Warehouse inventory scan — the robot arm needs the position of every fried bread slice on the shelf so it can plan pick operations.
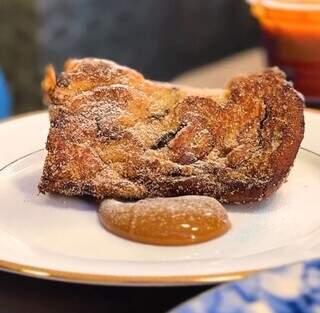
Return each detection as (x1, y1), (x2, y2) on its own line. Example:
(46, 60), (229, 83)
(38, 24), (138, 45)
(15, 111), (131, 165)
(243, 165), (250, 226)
(39, 58), (304, 203)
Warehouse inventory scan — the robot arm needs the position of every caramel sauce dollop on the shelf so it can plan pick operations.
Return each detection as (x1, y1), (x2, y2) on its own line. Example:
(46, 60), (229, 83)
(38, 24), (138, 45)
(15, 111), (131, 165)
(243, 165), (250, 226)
(99, 195), (230, 246)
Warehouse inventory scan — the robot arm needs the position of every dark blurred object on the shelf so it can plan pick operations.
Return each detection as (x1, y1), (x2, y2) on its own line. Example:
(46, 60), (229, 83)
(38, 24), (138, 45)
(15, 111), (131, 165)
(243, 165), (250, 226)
(1, 0), (259, 115)
(249, 0), (320, 105)
(0, 270), (211, 313)
(39, 0), (259, 80)
(0, 0), (41, 115)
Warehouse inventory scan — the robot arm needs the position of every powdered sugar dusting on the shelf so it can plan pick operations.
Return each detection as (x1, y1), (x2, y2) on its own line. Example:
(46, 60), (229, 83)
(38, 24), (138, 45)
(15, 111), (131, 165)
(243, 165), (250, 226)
(39, 59), (304, 203)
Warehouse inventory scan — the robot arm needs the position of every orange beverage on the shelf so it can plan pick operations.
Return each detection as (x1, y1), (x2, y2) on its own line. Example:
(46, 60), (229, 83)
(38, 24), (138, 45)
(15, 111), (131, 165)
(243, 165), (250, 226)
(248, 0), (320, 104)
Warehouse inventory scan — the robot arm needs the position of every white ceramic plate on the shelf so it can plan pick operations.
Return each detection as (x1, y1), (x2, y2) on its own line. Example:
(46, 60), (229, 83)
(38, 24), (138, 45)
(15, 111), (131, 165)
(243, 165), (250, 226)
(0, 145), (319, 286)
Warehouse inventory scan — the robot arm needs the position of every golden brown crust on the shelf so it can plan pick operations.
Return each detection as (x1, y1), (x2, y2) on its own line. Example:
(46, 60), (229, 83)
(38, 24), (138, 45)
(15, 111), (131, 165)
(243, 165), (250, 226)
(38, 58), (304, 203)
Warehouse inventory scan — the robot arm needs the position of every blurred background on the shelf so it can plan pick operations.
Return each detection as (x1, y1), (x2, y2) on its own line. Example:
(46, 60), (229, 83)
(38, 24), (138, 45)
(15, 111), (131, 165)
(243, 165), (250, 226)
(0, 0), (259, 117)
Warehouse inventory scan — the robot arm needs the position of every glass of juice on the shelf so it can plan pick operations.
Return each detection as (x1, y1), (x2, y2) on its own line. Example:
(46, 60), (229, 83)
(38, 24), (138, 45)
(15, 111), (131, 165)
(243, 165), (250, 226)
(247, 0), (320, 105)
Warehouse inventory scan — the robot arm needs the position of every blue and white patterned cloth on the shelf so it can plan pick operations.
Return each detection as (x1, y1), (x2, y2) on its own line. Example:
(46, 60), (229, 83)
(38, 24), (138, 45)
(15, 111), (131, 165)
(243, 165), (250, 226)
(169, 259), (320, 313)
(0, 70), (11, 119)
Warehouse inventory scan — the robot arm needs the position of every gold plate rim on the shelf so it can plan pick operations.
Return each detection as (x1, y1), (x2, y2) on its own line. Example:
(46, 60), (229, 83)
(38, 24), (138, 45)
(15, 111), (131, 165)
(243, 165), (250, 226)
(0, 258), (258, 285)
